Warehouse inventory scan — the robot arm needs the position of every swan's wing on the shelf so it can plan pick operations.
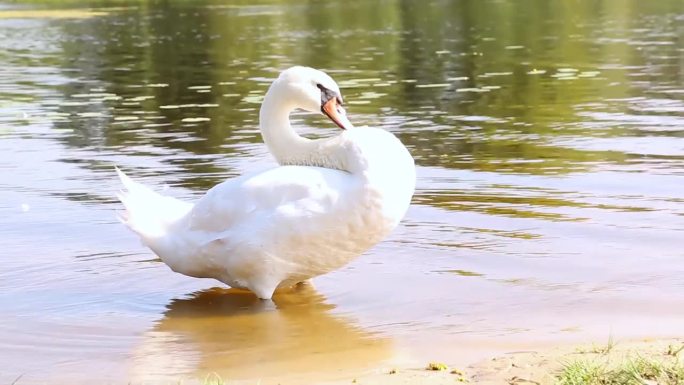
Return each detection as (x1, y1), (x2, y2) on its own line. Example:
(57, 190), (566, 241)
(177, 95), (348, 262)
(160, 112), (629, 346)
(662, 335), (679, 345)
(187, 165), (357, 234)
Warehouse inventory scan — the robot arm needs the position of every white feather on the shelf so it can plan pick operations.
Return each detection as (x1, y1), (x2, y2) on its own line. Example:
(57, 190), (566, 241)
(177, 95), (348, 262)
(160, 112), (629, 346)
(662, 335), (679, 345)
(115, 167), (192, 239)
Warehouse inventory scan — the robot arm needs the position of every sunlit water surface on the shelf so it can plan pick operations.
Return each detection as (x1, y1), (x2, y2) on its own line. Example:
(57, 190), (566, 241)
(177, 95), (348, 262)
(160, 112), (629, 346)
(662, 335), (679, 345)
(1, 1), (683, 383)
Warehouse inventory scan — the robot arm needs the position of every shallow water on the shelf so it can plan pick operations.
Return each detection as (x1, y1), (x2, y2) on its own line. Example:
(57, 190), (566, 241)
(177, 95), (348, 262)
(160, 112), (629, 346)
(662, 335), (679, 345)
(1, 0), (683, 383)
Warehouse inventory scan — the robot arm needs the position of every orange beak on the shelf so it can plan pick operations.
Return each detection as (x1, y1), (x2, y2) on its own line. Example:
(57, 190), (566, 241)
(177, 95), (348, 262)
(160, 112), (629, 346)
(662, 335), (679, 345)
(322, 96), (354, 130)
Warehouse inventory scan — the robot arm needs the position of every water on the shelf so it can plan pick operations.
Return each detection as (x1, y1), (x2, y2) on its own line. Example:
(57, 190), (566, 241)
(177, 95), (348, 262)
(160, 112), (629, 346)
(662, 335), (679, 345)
(1, 0), (683, 383)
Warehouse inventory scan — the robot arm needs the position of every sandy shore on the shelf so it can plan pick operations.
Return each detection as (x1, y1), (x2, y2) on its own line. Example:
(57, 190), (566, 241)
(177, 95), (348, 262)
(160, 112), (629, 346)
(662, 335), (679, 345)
(324, 337), (684, 385)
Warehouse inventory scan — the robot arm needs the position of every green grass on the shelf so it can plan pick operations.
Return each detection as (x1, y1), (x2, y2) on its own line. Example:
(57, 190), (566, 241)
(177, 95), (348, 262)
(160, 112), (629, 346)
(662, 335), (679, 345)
(557, 360), (604, 385)
(668, 344), (684, 357)
(556, 355), (684, 385)
(575, 335), (616, 355)
(201, 373), (227, 385)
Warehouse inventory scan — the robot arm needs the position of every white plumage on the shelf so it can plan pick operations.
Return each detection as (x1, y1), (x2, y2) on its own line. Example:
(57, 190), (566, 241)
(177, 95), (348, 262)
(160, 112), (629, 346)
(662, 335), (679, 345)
(117, 66), (415, 299)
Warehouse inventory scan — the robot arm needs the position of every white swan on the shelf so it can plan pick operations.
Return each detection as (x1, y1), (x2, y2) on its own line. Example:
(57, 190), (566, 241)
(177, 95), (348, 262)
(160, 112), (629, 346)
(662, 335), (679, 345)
(117, 66), (415, 299)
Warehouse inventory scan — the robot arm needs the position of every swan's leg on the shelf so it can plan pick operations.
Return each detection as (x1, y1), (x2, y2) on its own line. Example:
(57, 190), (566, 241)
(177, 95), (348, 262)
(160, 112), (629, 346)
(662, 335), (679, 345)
(247, 277), (280, 300)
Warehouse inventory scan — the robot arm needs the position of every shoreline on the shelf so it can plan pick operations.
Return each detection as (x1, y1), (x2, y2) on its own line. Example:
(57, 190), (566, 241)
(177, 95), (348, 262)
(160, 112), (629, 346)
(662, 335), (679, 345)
(321, 337), (684, 385)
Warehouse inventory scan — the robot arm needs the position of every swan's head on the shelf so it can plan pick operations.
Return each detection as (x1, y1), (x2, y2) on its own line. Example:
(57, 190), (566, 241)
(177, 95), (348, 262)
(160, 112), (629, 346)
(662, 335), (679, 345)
(276, 66), (354, 130)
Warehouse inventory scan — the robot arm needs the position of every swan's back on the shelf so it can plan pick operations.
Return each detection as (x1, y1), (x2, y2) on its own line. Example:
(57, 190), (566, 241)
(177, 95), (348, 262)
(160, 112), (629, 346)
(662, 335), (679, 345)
(187, 165), (358, 234)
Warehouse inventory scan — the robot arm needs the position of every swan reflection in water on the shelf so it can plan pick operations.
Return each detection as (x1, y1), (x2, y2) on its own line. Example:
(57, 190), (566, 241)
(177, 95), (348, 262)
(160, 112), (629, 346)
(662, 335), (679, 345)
(129, 285), (392, 383)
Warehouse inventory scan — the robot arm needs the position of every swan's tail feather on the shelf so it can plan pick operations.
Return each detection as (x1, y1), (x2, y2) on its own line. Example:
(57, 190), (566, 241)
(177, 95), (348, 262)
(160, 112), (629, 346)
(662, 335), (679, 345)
(115, 167), (193, 241)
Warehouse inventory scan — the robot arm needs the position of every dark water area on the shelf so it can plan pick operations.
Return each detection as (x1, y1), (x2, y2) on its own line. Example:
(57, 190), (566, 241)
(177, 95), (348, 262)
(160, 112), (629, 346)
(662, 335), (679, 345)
(0, 1), (682, 383)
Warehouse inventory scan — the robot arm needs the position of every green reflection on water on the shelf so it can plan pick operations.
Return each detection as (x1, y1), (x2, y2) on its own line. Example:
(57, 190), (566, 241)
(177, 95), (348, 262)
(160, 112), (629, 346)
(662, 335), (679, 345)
(4, 0), (683, 191)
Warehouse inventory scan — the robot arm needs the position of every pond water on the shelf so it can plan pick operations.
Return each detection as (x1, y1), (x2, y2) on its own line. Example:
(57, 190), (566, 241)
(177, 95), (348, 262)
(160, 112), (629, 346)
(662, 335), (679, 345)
(1, 0), (683, 384)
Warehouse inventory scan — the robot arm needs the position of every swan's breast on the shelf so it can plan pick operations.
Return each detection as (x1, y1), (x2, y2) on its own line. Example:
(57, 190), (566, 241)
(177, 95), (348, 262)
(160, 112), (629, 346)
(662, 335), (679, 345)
(343, 127), (416, 222)
(274, 185), (396, 284)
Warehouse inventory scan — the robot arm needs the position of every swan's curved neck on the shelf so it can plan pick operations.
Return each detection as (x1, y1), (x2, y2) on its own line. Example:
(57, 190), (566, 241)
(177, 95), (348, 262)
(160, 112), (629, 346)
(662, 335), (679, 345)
(259, 82), (346, 170)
